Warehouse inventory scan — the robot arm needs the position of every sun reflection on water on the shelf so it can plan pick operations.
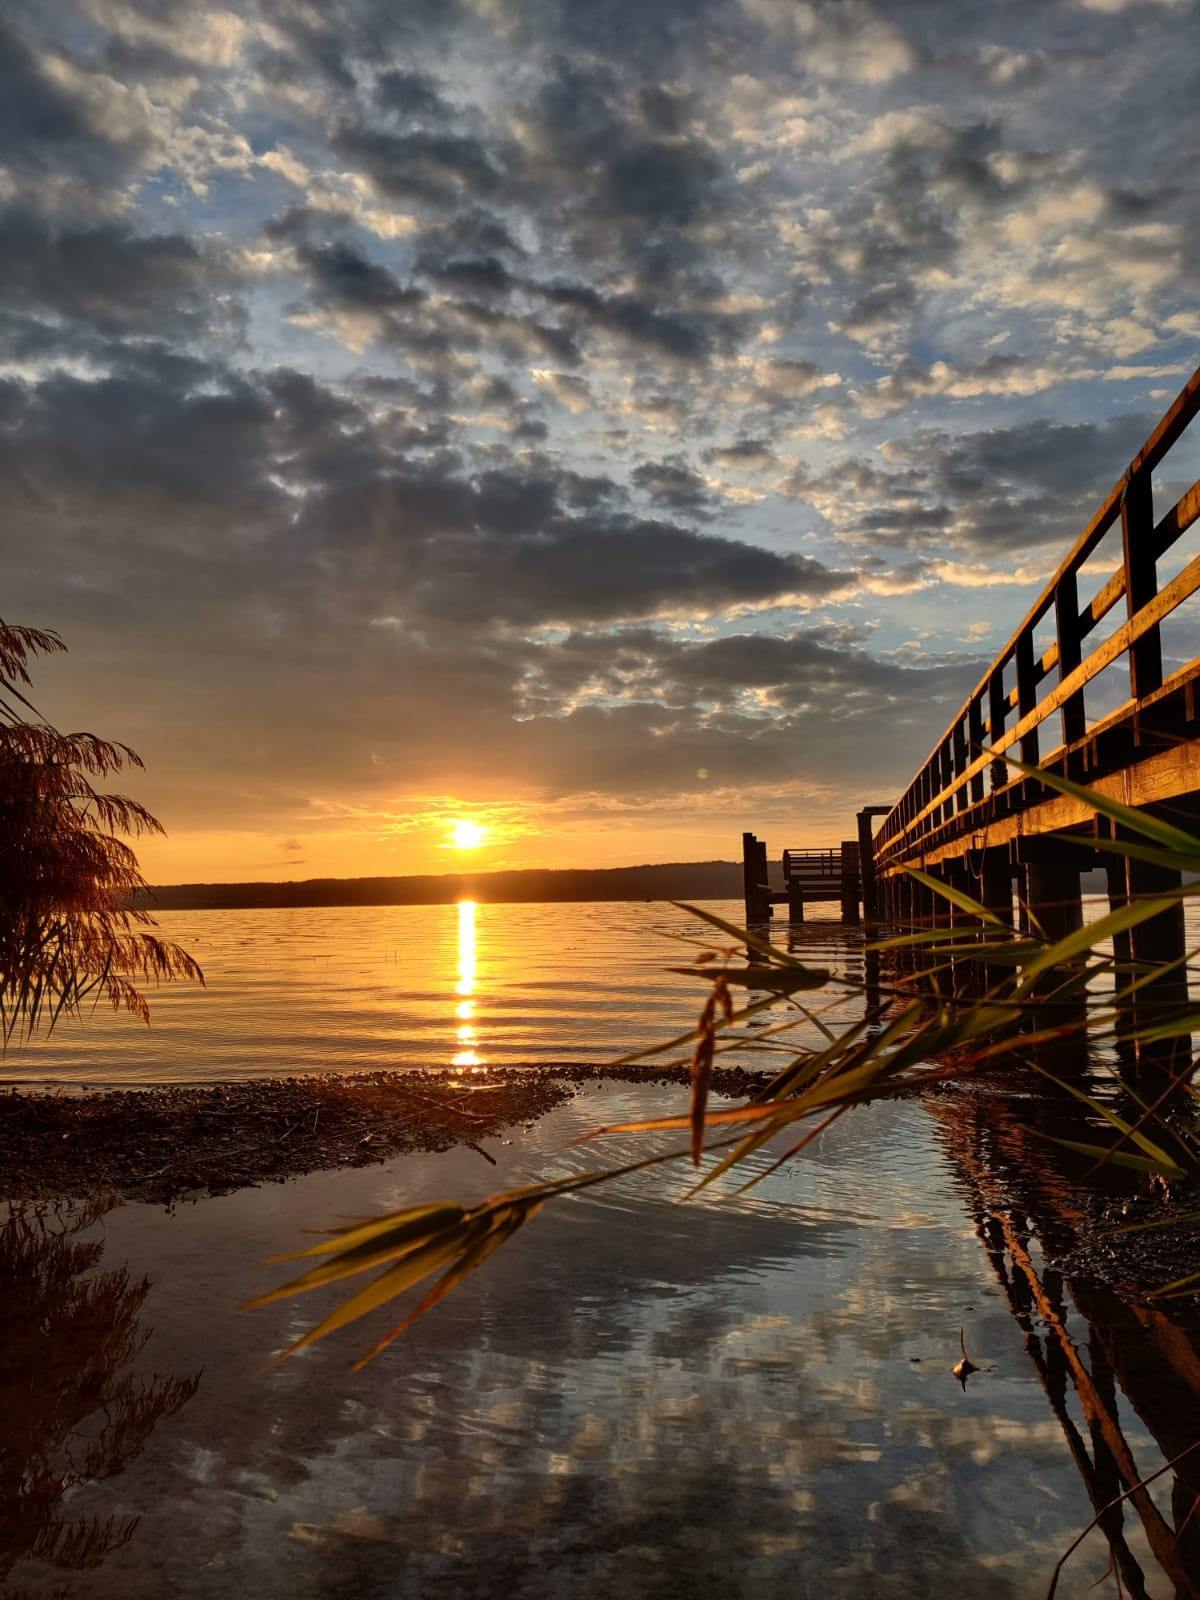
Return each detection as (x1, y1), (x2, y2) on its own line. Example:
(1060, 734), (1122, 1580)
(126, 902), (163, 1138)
(452, 900), (484, 1068)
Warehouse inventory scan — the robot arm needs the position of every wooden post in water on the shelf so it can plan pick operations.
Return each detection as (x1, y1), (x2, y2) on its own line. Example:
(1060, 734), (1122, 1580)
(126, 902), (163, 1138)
(1022, 842), (1084, 943)
(742, 832), (771, 925)
(857, 810), (877, 922)
(1125, 848), (1190, 1078)
(978, 848), (1014, 926)
(840, 840), (860, 925)
(856, 806), (891, 925)
(912, 871), (934, 937)
(943, 856), (977, 991)
(784, 850), (805, 926)
(1022, 840), (1086, 1067)
(878, 872), (893, 927)
(979, 846), (1016, 990)
(1104, 846), (1137, 1064)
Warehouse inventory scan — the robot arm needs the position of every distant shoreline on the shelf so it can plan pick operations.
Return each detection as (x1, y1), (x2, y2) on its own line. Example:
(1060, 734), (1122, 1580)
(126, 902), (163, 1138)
(130, 859), (745, 912)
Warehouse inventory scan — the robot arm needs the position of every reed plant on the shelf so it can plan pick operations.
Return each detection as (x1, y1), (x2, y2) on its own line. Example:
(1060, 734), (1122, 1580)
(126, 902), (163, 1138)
(251, 761), (1200, 1354)
(0, 619), (201, 1044)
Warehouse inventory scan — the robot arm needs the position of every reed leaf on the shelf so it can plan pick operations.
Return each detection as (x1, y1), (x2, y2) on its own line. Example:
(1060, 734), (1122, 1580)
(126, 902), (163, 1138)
(668, 965), (829, 993)
(1029, 1065), (1187, 1172)
(1011, 893), (1197, 994)
(1031, 1135), (1188, 1179)
(668, 901), (821, 972)
(271, 1222), (491, 1360)
(351, 1206), (535, 1370)
(1148, 1270), (1200, 1298)
(270, 1203), (469, 1263)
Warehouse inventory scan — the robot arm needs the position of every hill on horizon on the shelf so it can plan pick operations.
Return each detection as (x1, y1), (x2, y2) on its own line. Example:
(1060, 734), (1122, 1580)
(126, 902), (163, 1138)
(131, 859), (745, 911)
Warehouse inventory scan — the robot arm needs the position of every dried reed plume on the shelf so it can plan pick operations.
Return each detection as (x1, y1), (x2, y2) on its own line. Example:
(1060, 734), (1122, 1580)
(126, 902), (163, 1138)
(0, 619), (201, 1043)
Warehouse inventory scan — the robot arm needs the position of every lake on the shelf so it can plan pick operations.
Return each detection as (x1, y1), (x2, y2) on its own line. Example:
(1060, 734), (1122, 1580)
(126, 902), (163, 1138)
(2, 900), (1199, 1597)
(0, 899), (869, 1085)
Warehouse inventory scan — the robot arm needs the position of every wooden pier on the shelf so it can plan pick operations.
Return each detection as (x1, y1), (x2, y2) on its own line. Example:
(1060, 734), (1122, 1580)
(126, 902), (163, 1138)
(744, 362), (1200, 1058)
(867, 363), (1200, 1010)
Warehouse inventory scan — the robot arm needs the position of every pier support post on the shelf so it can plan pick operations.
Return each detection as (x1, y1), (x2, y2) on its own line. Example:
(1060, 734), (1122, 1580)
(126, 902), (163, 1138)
(1125, 848), (1190, 1080)
(911, 872), (935, 935)
(856, 806), (892, 925)
(1023, 851), (1083, 945)
(978, 847), (1016, 991)
(879, 873), (895, 928)
(978, 848), (1014, 927)
(1104, 853), (1138, 1064)
(787, 874), (805, 925)
(944, 856), (983, 994)
(857, 811), (877, 922)
(1022, 843), (1086, 1067)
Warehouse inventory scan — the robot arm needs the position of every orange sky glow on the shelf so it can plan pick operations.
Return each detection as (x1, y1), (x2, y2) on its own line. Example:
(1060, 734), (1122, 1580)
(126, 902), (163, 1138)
(127, 785), (858, 885)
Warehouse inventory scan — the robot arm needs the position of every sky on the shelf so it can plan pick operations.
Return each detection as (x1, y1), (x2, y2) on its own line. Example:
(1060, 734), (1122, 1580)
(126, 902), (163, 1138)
(3, 0), (1199, 884)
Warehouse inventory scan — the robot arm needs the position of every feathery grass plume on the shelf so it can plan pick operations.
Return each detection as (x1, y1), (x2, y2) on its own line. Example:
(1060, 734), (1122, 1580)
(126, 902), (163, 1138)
(0, 619), (202, 1044)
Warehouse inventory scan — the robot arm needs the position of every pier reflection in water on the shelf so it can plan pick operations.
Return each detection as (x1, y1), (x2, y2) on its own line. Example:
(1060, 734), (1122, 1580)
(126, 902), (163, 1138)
(933, 1094), (1200, 1600)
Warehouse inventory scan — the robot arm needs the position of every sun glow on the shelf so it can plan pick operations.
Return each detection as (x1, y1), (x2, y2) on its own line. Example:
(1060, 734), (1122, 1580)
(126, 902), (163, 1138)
(449, 818), (486, 850)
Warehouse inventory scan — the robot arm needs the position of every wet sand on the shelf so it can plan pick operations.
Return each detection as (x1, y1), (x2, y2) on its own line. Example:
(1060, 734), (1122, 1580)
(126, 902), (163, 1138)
(0, 1064), (767, 1204)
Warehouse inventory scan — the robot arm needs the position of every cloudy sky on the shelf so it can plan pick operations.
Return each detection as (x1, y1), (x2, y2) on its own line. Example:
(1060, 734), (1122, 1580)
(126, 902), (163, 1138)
(3, 0), (1199, 883)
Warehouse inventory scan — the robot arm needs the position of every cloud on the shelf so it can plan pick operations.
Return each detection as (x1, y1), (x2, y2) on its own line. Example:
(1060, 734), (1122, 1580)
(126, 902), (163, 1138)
(802, 411), (1159, 557)
(702, 438), (776, 470)
(0, 16), (145, 187)
(534, 279), (732, 364)
(2, 0), (1199, 862)
(632, 457), (714, 517)
(742, 0), (920, 83)
(0, 206), (242, 344)
(531, 369), (593, 413)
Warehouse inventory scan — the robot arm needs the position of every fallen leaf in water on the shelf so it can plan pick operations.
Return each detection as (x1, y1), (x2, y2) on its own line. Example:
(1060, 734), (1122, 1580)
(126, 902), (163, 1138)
(952, 1326), (979, 1388)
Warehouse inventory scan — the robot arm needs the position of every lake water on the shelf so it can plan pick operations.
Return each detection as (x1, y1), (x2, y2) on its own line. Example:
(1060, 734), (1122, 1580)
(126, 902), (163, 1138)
(3, 900), (1199, 1597)
(0, 899), (870, 1085)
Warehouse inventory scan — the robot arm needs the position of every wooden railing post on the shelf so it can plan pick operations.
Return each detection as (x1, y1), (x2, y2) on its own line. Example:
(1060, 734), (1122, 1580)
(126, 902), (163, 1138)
(952, 718), (969, 812)
(1121, 468), (1163, 700)
(1055, 569), (1086, 750)
(840, 840), (860, 925)
(784, 849), (805, 925)
(1016, 631), (1040, 764)
(939, 741), (954, 823)
(968, 697), (985, 803)
(988, 671), (1007, 791)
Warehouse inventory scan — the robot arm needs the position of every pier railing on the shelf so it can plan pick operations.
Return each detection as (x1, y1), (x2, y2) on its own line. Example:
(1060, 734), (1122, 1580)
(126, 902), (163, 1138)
(875, 363), (1200, 873)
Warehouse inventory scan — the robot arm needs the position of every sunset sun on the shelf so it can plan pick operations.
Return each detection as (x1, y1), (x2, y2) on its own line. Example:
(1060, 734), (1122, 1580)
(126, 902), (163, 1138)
(449, 819), (486, 851)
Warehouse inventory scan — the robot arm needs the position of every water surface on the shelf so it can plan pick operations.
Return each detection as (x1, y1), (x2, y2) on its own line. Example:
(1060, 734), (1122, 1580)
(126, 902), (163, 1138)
(0, 900), (865, 1085)
(5, 1084), (1189, 1599)
(3, 900), (1198, 1597)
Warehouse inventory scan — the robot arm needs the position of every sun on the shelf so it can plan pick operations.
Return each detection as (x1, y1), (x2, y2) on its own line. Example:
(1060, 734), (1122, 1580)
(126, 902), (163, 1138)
(449, 819), (487, 850)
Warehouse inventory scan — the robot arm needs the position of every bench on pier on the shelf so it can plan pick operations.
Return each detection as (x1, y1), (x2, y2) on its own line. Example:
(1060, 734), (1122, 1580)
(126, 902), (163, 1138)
(742, 833), (861, 925)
